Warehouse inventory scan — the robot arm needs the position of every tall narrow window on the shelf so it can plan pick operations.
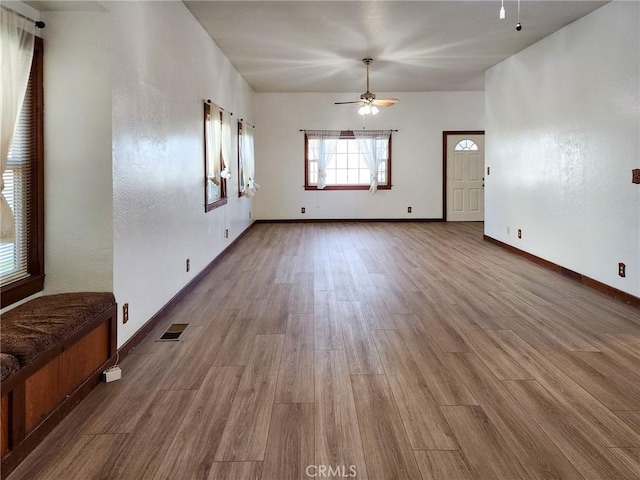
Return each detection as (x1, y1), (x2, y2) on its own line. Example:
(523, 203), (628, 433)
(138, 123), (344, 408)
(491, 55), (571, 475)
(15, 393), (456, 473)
(238, 120), (258, 197)
(1, 32), (44, 308)
(204, 101), (228, 211)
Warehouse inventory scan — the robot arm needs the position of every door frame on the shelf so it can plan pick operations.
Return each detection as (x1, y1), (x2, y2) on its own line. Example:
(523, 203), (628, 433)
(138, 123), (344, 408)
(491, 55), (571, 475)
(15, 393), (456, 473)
(442, 130), (485, 221)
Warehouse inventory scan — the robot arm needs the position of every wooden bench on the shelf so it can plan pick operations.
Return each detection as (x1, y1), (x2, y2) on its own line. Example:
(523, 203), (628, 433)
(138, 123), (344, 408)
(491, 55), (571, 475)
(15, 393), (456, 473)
(0, 292), (117, 478)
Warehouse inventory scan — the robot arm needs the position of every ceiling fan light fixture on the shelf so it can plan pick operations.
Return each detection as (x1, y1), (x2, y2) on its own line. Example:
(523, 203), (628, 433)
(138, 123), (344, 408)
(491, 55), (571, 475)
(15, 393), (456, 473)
(371, 106), (379, 115)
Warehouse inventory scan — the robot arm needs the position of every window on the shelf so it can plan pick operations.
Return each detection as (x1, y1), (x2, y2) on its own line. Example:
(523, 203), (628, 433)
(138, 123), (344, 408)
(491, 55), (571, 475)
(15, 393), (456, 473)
(304, 130), (392, 190)
(237, 121), (244, 195)
(204, 101), (229, 211)
(1, 38), (44, 308)
(454, 139), (478, 151)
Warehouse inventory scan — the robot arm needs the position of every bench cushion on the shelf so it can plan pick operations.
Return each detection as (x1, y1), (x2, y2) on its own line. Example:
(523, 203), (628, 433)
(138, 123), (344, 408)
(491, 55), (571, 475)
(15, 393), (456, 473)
(1, 292), (116, 367)
(1, 353), (20, 381)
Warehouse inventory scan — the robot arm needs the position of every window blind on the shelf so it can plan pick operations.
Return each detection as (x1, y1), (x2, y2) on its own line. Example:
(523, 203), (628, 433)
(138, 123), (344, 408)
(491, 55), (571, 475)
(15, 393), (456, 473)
(1, 69), (33, 286)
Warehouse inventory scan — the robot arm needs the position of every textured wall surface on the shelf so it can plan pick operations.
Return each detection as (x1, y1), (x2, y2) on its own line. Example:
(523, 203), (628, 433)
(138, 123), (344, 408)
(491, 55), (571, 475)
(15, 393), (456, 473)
(41, 11), (113, 294)
(485, 1), (640, 296)
(255, 92), (484, 220)
(109, 1), (255, 346)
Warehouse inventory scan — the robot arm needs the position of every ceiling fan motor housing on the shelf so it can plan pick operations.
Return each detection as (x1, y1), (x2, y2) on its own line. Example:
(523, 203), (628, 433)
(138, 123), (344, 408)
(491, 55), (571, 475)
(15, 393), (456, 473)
(360, 91), (376, 102)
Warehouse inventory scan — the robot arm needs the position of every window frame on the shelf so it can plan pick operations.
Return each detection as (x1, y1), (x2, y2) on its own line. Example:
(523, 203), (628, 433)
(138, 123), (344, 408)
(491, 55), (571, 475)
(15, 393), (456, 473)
(304, 130), (392, 191)
(237, 120), (244, 197)
(203, 102), (228, 212)
(1, 37), (45, 308)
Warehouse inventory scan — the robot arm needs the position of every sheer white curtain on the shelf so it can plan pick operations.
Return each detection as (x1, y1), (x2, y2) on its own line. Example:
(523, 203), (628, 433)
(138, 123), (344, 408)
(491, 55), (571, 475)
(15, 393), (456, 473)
(220, 110), (232, 181)
(306, 130), (340, 189)
(353, 130), (391, 194)
(1, 7), (35, 243)
(241, 122), (259, 197)
(207, 103), (222, 188)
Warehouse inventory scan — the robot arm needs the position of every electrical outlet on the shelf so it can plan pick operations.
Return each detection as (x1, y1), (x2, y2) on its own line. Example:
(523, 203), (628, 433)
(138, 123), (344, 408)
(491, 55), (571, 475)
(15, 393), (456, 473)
(123, 303), (129, 324)
(186, 258), (190, 272)
(249, 211), (252, 219)
(224, 229), (229, 239)
(408, 206), (412, 213)
(517, 229), (522, 239)
(507, 226), (510, 234)
(619, 262), (626, 278)
(301, 207), (306, 214)
(632, 169), (640, 184)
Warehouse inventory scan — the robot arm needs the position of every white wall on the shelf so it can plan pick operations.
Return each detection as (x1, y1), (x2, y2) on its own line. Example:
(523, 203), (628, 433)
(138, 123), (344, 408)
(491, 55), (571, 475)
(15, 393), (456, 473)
(41, 10), (113, 294)
(30, 2), (255, 346)
(485, 1), (640, 297)
(108, 2), (255, 346)
(255, 92), (484, 220)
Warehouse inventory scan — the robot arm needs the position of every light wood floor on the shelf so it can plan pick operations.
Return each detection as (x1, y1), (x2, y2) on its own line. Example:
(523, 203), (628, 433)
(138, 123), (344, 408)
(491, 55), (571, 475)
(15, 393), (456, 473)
(8, 222), (640, 480)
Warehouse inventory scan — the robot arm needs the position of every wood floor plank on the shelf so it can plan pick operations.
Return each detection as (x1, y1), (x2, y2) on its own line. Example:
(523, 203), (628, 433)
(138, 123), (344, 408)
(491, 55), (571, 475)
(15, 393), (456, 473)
(414, 451), (476, 480)
(440, 405), (530, 480)
(275, 314), (315, 403)
(338, 301), (384, 375)
(262, 403), (314, 480)
(547, 350), (640, 410)
(615, 411), (640, 436)
(315, 350), (369, 480)
(40, 434), (127, 480)
(214, 304), (263, 366)
(504, 379), (638, 479)
(351, 374), (422, 480)
(449, 352), (584, 480)
(609, 448), (640, 478)
(258, 285), (291, 335)
(489, 329), (640, 448)
(154, 366), (244, 480)
(432, 303), (533, 381)
(371, 329), (458, 450)
(314, 292), (344, 350)
(401, 292), (469, 352)
(392, 313), (477, 406)
(215, 334), (284, 461)
(109, 389), (196, 479)
(288, 272), (314, 314)
(82, 348), (182, 434)
(207, 462), (263, 480)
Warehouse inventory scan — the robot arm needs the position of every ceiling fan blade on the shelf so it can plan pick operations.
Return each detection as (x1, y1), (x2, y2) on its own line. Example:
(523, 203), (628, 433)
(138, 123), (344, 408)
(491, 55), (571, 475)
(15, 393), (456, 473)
(334, 101), (362, 105)
(372, 98), (400, 107)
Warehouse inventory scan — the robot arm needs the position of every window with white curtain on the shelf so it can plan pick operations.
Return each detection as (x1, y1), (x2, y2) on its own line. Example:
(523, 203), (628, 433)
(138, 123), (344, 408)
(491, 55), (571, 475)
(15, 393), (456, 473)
(238, 120), (259, 197)
(204, 101), (229, 211)
(304, 130), (392, 191)
(1, 9), (44, 308)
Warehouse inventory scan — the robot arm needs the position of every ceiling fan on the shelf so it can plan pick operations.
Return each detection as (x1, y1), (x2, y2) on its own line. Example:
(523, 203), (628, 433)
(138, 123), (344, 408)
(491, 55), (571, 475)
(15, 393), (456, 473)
(335, 58), (400, 115)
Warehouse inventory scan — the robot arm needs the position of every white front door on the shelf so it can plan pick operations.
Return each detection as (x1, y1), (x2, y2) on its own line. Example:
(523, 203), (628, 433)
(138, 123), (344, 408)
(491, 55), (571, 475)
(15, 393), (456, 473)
(446, 134), (485, 221)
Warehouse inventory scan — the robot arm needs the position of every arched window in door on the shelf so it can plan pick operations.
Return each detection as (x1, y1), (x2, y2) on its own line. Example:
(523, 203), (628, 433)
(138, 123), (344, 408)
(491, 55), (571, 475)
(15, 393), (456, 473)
(454, 139), (478, 151)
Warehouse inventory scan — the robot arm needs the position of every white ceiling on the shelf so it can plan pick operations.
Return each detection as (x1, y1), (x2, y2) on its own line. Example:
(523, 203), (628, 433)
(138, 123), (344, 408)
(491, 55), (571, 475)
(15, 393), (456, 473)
(24, 1), (608, 93)
(184, 0), (608, 93)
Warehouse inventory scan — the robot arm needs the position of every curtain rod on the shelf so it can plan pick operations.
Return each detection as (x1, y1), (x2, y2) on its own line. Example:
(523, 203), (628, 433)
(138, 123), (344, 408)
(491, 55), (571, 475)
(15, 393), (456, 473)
(1, 5), (45, 28)
(240, 119), (255, 129)
(205, 99), (233, 116)
(299, 129), (398, 132)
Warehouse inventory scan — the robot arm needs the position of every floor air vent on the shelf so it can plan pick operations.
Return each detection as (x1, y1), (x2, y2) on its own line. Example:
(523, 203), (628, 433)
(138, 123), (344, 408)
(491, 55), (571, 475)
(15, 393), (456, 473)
(158, 323), (189, 341)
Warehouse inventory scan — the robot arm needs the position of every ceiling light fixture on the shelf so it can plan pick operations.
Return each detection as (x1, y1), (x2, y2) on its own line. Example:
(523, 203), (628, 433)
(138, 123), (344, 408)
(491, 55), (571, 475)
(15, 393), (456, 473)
(499, 0), (505, 19)
(358, 105), (379, 116)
